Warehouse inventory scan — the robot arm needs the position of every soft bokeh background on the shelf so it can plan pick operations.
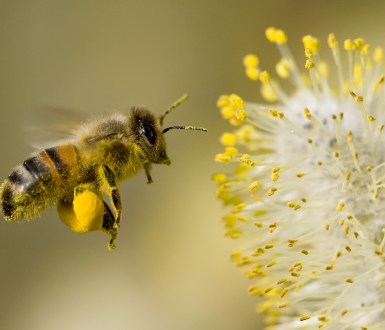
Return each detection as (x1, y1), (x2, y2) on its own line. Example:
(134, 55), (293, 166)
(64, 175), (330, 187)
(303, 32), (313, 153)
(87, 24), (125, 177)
(1, 1), (385, 329)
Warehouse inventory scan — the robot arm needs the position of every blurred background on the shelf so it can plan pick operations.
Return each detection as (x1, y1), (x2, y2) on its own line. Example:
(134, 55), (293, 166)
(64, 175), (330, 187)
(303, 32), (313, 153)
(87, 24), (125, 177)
(0, 1), (385, 329)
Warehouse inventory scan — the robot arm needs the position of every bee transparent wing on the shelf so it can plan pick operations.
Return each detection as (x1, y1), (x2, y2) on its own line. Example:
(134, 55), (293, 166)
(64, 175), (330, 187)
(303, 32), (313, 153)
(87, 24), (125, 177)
(25, 106), (88, 149)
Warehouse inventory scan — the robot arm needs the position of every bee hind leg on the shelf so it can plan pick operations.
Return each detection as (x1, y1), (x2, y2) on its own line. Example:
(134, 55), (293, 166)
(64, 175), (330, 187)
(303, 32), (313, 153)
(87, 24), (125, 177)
(100, 201), (118, 250)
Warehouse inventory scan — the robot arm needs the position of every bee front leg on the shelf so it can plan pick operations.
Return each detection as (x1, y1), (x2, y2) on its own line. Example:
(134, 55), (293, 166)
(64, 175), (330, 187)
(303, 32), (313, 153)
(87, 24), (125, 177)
(99, 164), (122, 229)
(144, 162), (153, 184)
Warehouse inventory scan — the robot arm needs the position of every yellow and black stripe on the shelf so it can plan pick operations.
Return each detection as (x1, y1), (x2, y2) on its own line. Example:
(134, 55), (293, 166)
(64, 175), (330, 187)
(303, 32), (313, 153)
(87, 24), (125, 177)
(1, 144), (79, 221)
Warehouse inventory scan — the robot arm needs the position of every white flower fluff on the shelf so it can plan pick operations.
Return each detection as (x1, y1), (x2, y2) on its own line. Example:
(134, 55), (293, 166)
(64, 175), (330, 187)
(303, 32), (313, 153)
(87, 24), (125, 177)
(214, 28), (385, 329)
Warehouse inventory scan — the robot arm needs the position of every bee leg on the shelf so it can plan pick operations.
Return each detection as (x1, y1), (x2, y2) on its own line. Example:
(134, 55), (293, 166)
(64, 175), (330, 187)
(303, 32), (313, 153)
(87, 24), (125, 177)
(144, 162), (153, 184)
(100, 164), (122, 229)
(100, 201), (118, 250)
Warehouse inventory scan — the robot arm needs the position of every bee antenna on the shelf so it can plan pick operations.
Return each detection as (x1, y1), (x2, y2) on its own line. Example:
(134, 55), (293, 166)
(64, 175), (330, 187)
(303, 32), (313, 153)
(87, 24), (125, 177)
(159, 94), (189, 126)
(162, 125), (208, 134)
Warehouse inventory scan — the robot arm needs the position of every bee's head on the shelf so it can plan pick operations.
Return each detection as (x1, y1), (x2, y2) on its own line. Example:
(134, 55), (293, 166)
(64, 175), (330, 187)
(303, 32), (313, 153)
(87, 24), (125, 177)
(130, 94), (207, 165)
(130, 107), (170, 165)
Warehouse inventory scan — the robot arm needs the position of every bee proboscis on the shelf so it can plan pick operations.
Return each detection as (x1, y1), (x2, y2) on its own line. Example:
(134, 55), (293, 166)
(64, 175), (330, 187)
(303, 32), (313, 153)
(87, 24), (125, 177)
(0, 94), (207, 250)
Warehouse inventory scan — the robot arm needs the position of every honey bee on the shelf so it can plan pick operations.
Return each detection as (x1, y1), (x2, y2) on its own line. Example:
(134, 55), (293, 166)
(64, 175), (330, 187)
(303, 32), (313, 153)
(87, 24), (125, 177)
(0, 94), (207, 250)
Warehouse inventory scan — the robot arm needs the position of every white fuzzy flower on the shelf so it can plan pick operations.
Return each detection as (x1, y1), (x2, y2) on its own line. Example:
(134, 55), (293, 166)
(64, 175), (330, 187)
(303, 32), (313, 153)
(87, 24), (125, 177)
(214, 27), (385, 329)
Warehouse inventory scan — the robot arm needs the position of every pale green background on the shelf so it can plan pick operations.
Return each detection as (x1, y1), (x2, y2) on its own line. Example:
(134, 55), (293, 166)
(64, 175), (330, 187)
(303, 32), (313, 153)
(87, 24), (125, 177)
(0, 1), (384, 329)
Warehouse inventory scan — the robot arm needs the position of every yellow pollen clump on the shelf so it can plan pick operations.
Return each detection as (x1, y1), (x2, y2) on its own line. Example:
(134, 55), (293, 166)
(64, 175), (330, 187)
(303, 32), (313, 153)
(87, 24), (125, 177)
(260, 83), (278, 102)
(216, 94), (229, 108)
(267, 187), (277, 196)
(276, 58), (290, 79)
(220, 132), (237, 146)
(269, 109), (285, 118)
(245, 67), (259, 80)
(228, 94), (244, 109)
(240, 154), (255, 166)
(350, 91), (364, 102)
(243, 54), (259, 68)
(299, 315), (310, 321)
(302, 35), (320, 54)
(248, 181), (261, 191)
(212, 172), (227, 183)
(344, 39), (355, 51)
(259, 70), (271, 83)
(265, 27), (287, 44)
(374, 47), (383, 63)
(328, 33), (338, 48)
(305, 59), (315, 69)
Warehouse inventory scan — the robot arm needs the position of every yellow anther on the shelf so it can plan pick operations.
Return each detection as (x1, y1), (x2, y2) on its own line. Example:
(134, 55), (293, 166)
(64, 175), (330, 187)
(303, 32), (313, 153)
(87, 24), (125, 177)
(346, 278), (354, 283)
(232, 202), (246, 214)
(301, 249), (309, 255)
(374, 47), (383, 63)
(266, 260), (276, 267)
(325, 264), (334, 271)
(350, 91), (364, 102)
(280, 288), (288, 298)
(305, 59), (315, 69)
(235, 109), (247, 122)
(240, 154), (255, 166)
(344, 39), (355, 51)
(228, 94), (244, 109)
(220, 132), (237, 146)
(245, 67), (260, 80)
(333, 151), (340, 158)
(212, 172), (227, 183)
(269, 109), (285, 118)
(265, 27), (277, 42)
(254, 210), (266, 217)
(287, 202), (301, 210)
(336, 202), (345, 211)
(299, 315), (310, 321)
(304, 107), (312, 120)
(362, 44), (370, 55)
(367, 115), (376, 122)
(269, 222), (277, 233)
(318, 315), (329, 322)
(275, 29), (288, 44)
(248, 181), (261, 191)
(237, 216), (249, 223)
(220, 106), (234, 120)
(341, 309), (348, 316)
(243, 54), (259, 68)
(277, 278), (288, 285)
(276, 58), (290, 79)
(216, 94), (229, 108)
(215, 153), (231, 163)
(345, 246), (352, 252)
(224, 146), (238, 157)
(288, 239), (298, 247)
(253, 247), (265, 256)
(304, 48), (313, 58)
(296, 172), (306, 178)
(260, 83), (278, 102)
(271, 167), (281, 181)
(259, 70), (271, 83)
(328, 33), (338, 48)
(354, 38), (365, 49)
(265, 27), (287, 44)
(278, 302), (288, 308)
(267, 187), (277, 196)
(319, 61), (329, 77)
(302, 35), (320, 54)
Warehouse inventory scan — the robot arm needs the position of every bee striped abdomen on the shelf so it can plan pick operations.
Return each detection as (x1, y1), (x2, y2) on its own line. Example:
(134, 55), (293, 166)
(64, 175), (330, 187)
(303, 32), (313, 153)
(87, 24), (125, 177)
(1, 144), (78, 221)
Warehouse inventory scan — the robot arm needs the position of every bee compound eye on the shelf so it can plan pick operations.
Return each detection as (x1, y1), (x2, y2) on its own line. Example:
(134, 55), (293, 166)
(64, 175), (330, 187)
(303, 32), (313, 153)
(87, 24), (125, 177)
(140, 121), (157, 145)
